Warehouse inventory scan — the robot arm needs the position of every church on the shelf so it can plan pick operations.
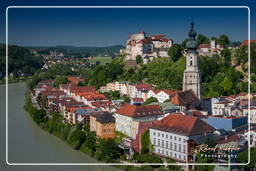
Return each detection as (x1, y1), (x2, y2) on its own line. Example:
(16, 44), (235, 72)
(183, 22), (201, 101)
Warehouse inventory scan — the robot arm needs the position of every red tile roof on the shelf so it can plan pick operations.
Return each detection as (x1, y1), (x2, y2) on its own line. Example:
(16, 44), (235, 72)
(151, 114), (215, 136)
(171, 89), (198, 106)
(132, 98), (144, 102)
(70, 86), (96, 93)
(116, 104), (163, 117)
(161, 89), (178, 96)
(81, 93), (106, 101)
(67, 76), (84, 85)
(199, 44), (211, 48)
(135, 83), (153, 91)
(240, 40), (256, 47)
(42, 90), (66, 97)
(91, 101), (113, 108)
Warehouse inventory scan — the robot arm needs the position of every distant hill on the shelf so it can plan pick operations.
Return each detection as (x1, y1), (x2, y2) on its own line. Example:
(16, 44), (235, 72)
(28, 45), (125, 58)
(0, 44), (43, 78)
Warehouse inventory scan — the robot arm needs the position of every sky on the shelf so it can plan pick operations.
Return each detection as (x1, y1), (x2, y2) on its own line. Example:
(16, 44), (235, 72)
(0, 0), (255, 47)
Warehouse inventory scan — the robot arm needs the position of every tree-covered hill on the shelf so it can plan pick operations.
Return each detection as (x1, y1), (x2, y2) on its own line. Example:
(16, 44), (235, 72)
(29, 45), (124, 58)
(0, 44), (44, 78)
(84, 43), (255, 98)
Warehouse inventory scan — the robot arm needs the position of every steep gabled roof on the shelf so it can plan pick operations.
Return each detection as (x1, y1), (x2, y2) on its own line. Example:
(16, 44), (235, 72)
(171, 89), (198, 106)
(151, 114), (215, 136)
(116, 104), (163, 117)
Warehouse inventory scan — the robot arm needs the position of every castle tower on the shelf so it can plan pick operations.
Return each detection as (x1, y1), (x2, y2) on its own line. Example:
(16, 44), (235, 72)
(183, 22), (201, 100)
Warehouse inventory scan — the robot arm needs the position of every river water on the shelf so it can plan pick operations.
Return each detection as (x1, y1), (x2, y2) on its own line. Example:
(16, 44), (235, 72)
(0, 82), (121, 171)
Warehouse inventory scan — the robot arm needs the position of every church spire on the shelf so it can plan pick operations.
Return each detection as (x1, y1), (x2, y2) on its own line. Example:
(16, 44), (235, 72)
(183, 21), (201, 101)
(186, 21), (198, 53)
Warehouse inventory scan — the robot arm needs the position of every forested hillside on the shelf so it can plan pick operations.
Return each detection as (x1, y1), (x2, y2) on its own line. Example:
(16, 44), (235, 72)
(84, 43), (256, 97)
(0, 44), (44, 78)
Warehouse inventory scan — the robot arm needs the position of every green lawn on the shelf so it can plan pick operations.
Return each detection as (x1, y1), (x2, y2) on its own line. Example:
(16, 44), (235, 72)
(90, 56), (113, 64)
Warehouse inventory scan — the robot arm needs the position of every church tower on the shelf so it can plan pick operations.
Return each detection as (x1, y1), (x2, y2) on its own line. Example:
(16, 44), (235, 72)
(183, 22), (201, 100)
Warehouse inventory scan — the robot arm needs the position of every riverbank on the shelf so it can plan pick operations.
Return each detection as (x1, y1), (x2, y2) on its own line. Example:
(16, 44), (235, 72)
(24, 84), (170, 171)
(0, 76), (32, 85)
(2, 82), (123, 171)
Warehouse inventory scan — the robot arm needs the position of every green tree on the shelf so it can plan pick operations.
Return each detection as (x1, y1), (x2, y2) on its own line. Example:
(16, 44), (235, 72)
(98, 138), (121, 161)
(218, 34), (230, 46)
(143, 97), (158, 105)
(136, 55), (143, 64)
(122, 95), (131, 104)
(197, 34), (210, 44)
(134, 153), (162, 167)
(237, 147), (256, 170)
(167, 158), (181, 171)
(211, 37), (218, 43)
(181, 39), (189, 48)
(168, 44), (182, 62)
(220, 48), (231, 66)
(141, 130), (150, 154)
(54, 75), (68, 87)
(195, 153), (215, 171)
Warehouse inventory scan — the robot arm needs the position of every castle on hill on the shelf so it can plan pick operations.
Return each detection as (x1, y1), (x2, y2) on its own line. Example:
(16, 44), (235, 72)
(123, 30), (173, 63)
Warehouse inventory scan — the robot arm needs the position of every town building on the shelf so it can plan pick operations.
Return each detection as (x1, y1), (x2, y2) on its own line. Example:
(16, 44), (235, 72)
(207, 116), (248, 130)
(67, 76), (85, 85)
(125, 30), (173, 63)
(243, 107), (256, 124)
(240, 40), (256, 47)
(198, 40), (224, 56)
(183, 22), (201, 100)
(90, 112), (116, 139)
(115, 104), (164, 137)
(149, 114), (215, 162)
(171, 89), (198, 111)
(243, 127), (256, 147)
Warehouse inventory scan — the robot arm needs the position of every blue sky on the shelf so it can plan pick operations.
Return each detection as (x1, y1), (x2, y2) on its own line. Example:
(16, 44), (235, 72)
(0, 0), (255, 47)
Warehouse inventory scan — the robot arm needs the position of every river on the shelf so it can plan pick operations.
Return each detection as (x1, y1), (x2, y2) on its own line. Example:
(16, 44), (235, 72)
(0, 82), (121, 171)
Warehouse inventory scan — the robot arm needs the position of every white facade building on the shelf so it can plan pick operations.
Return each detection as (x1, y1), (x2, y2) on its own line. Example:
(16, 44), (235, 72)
(125, 30), (173, 63)
(149, 114), (215, 163)
(115, 104), (163, 137)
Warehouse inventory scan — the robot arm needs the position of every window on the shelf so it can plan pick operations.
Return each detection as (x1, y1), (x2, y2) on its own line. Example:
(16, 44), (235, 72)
(174, 153), (177, 158)
(183, 139), (186, 143)
(162, 133), (164, 138)
(174, 143), (177, 150)
(170, 135), (172, 139)
(190, 60), (193, 66)
(179, 144), (181, 151)
(184, 156), (186, 160)
(153, 132), (156, 136)
(166, 141), (168, 148)
(158, 139), (160, 146)
(174, 136), (177, 140)
(162, 140), (164, 147)
(179, 154), (181, 159)
(158, 132), (160, 136)
(158, 149), (160, 153)
(179, 137), (181, 141)
(183, 145), (186, 152)
(166, 151), (169, 156)
(170, 142), (173, 149)
(166, 134), (168, 138)
(153, 138), (156, 145)
(162, 150), (164, 154)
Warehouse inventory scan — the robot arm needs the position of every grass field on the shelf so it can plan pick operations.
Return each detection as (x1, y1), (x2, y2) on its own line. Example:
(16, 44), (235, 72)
(90, 56), (113, 64)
